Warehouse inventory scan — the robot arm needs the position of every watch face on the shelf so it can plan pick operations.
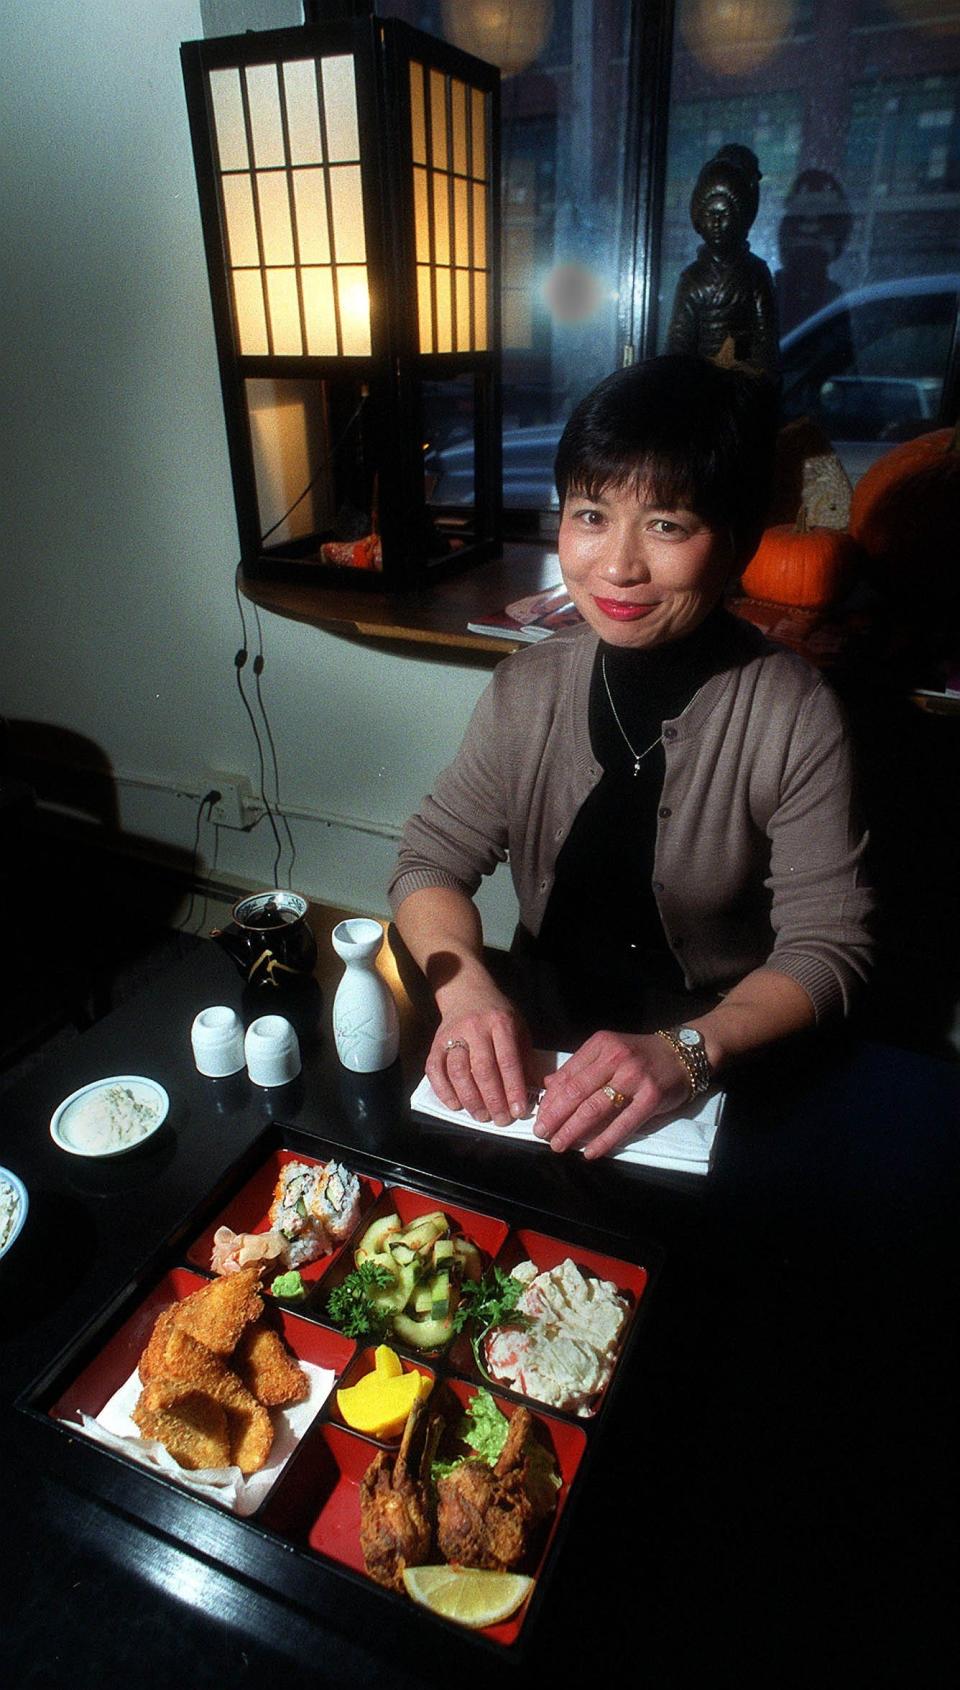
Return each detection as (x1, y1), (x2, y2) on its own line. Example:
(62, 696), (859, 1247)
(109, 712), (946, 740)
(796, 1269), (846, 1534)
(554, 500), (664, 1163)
(678, 1027), (701, 1048)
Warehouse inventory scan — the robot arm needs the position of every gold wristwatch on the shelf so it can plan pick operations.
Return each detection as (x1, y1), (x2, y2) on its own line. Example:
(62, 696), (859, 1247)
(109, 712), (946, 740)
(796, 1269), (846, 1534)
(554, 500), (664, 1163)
(656, 1026), (712, 1097)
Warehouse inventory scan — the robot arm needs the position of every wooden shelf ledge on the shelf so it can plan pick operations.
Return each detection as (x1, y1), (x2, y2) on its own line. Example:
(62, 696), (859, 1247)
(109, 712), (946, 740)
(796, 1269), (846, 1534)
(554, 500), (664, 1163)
(240, 542), (561, 660)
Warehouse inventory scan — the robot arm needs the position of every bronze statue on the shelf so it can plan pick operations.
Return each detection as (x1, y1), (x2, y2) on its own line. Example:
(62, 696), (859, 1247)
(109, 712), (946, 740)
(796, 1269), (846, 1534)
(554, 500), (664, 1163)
(666, 146), (780, 380)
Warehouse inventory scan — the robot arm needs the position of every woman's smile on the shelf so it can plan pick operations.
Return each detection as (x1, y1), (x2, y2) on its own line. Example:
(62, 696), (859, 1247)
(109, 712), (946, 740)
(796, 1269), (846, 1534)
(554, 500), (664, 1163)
(591, 597), (659, 621)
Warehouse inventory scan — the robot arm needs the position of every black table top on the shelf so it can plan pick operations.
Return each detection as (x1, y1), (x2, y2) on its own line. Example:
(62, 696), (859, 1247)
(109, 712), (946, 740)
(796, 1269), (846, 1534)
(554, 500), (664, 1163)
(2, 939), (958, 1689)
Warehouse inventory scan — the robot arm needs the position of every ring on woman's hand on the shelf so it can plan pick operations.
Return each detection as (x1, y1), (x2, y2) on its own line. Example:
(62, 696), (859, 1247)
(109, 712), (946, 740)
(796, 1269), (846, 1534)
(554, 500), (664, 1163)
(444, 1038), (470, 1054)
(602, 1084), (629, 1110)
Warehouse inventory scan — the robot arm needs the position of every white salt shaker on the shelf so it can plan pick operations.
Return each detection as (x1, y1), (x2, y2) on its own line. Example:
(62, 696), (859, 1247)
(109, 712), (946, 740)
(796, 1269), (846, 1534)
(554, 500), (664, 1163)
(331, 918), (399, 1073)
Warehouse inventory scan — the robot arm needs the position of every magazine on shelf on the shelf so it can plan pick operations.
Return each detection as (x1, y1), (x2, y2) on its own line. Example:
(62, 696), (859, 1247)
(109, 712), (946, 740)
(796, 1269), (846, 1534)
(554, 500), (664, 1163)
(467, 581), (583, 642)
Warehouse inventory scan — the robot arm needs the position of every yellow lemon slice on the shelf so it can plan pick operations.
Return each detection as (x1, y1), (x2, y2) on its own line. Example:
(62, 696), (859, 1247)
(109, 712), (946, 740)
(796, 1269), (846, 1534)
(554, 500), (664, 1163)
(402, 1566), (534, 1628)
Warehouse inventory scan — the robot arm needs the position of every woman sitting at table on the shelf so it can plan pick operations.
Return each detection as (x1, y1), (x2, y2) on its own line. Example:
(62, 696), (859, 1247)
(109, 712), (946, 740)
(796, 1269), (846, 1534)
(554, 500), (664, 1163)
(389, 354), (873, 1159)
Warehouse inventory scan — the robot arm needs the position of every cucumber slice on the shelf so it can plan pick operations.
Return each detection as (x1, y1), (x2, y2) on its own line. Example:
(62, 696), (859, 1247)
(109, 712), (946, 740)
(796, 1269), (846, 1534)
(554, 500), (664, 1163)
(392, 1309), (455, 1351)
(432, 1238), (457, 1267)
(412, 1283), (434, 1316)
(388, 1241), (417, 1266)
(369, 1260), (418, 1315)
(429, 1268), (451, 1320)
(399, 1213), (449, 1254)
(452, 1239), (483, 1282)
(355, 1212), (401, 1262)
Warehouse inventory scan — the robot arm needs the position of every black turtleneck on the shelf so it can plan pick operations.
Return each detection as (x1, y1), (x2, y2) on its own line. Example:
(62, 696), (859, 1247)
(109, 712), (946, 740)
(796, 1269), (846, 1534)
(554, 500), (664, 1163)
(535, 607), (747, 999)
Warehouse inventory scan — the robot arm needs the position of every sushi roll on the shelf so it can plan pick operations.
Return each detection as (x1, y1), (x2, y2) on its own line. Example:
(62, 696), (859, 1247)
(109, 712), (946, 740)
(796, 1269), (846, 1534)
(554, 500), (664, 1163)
(268, 1159), (361, 1269)
(313, 1160), (362, 1245)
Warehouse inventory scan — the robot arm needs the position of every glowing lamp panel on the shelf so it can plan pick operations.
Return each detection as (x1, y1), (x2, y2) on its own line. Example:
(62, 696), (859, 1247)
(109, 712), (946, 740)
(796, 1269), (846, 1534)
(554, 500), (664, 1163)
(410, 62), (490, 355)
(209, 57), (371, 358)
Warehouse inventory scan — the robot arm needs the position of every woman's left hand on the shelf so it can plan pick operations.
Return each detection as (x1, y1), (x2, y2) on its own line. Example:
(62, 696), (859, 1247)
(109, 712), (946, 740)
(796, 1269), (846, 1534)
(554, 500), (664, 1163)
(533, 1030), (693, 1159)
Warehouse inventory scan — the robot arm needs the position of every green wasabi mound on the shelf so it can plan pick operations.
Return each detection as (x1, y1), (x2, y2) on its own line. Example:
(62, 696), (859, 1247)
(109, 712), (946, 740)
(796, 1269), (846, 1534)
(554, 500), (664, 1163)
(269, 1270), (307, 1301)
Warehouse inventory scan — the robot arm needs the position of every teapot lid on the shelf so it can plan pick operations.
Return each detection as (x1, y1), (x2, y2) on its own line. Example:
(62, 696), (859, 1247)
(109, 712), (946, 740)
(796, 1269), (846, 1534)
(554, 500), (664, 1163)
(233, 890), (307, 930)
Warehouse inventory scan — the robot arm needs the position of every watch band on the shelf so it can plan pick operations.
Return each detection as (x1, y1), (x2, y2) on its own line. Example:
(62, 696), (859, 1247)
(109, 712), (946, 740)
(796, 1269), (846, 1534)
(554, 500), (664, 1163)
(655, 1027), (712, 1097)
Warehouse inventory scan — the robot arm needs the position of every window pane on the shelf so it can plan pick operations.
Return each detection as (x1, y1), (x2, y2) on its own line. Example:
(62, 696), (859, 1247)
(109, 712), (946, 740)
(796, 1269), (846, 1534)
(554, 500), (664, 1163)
(383, 1), (633, 510)
(283, 59), (325, 165)
(661, 0), (960, 478)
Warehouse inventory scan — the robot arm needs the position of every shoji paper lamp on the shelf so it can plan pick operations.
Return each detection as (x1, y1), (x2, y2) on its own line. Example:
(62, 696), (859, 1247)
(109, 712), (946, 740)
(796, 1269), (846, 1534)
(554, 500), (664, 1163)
(181, 16), (501, 587)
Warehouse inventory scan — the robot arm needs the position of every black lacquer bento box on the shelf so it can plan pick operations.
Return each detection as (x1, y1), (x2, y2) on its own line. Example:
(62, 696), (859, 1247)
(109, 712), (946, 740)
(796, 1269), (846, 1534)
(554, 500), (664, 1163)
(17, 1125), (661, 1654)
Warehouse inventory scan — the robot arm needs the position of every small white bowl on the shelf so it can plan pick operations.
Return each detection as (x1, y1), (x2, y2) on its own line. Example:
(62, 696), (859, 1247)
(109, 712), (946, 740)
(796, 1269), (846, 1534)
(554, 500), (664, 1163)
(0, 1167), (28, 1261)
(191, 1005), (246, 1077)
(50, 1076), (170, 1158)
(244, 1015), (301, 1087)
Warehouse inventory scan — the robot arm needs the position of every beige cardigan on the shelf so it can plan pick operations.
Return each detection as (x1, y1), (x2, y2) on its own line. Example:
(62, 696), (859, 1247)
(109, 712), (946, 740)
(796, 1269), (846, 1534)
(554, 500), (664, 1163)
(389, 621), (873, 1021)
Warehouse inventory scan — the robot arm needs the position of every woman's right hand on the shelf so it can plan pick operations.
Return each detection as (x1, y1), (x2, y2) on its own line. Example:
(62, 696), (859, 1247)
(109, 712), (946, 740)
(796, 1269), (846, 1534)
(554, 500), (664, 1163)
(425, 989), (533, 1127)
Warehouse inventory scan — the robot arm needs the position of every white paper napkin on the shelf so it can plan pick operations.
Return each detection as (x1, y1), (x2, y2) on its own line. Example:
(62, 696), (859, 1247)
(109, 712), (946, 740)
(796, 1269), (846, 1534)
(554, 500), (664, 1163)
(63, 1357), (335, 1516)
(410, 1051), (723, 1175)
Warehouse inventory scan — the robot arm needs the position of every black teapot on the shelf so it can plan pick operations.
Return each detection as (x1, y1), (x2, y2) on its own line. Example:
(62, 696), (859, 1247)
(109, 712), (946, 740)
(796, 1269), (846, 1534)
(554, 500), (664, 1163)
(211, 890), (318, 988)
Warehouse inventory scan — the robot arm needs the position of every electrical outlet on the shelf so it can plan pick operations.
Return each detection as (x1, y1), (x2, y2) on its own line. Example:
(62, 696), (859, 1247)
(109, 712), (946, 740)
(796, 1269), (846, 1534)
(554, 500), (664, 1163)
(207, 774), (253, 829)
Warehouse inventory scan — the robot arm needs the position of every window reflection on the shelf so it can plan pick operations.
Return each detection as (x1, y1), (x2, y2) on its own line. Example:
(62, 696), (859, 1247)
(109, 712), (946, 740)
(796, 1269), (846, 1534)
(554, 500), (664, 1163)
(382, 2), (958, 505)
(383, 1), (631, 505)
(663, 0), (960, 475)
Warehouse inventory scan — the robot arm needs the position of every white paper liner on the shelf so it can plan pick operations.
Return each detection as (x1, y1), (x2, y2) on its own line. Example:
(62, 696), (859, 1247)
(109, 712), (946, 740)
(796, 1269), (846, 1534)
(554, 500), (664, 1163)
(411, 1050), (723, 1175)
(63, 1358), (335, 1516)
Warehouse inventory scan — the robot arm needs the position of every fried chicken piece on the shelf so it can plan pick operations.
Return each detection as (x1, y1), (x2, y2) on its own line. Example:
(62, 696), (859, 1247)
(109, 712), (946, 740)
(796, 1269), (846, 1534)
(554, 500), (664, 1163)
(170, 1265), (264, 1355)
(495, 1402), (533, 1474)
(436, 1406), (543, 1572)
(359, 1398), (441, 1591)
(134, 1321), (274, 1474)
(233, 1320), (310, 1408)
(132, 1380), (231, 1471)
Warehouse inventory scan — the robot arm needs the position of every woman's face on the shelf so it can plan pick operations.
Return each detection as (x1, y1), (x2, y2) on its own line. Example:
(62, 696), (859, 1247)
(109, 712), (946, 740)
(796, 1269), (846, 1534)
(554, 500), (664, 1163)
(558, 482), (732, 649)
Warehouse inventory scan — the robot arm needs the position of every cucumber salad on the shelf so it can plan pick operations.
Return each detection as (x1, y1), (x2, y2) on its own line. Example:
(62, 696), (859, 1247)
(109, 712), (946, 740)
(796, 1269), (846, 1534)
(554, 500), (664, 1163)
(327, 1209), (482, 1350)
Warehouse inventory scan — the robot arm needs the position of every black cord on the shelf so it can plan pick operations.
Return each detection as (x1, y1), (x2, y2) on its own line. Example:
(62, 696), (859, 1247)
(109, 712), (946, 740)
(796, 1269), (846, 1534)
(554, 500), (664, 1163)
(257, 394), (366, 546)
(233, 398), (370, 883)
(182, 790), (218, 932)
(233, 567), (285, 883)
(251, 600), (297, 888)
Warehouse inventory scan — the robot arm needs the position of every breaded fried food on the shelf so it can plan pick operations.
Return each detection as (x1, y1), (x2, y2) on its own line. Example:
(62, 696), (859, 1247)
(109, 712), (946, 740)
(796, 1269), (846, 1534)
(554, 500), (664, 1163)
(170, 1264), (264, 1355)
(134, 1321), (274, 1474)
(133, 1380), (231, 1471)
(138, 1305), (180, 1384)
(233, 1321), (310, 1408)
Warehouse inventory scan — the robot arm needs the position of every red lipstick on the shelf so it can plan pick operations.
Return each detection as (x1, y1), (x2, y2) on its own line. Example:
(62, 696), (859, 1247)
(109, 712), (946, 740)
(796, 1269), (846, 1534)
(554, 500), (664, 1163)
(592, 597), (657, 621)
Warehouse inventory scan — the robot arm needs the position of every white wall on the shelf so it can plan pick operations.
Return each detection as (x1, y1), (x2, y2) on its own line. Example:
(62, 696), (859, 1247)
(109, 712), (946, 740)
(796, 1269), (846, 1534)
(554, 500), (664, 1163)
(0, 0), (517, 945)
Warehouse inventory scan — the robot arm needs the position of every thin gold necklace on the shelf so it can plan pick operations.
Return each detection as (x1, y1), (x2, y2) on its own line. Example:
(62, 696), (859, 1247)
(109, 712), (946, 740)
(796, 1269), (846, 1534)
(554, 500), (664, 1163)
(601, 653), (662, 776)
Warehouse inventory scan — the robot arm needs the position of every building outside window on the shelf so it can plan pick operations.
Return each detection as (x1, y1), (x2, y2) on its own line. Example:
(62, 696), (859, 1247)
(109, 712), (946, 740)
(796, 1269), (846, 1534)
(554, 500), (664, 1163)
(376, 1), (960, 508)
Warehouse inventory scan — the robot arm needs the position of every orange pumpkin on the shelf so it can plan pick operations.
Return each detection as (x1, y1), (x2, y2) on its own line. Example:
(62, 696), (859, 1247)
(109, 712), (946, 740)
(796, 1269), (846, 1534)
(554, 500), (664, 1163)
(740, 508), (859, 609)
(848, 422), (960, 614)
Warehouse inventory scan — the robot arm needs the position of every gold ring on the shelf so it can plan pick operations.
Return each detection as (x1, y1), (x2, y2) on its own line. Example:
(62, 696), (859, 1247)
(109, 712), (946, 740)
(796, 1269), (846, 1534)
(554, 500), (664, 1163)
(602, 1084), (629, 1110)
(444, 1038), (470, 1054)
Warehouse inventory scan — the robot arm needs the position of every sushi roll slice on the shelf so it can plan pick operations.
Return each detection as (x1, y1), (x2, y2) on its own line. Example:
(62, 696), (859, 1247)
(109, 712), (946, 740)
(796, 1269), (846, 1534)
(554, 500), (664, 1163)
(268, 1159), (362, 1269)
(311, 1160), (361, 1245)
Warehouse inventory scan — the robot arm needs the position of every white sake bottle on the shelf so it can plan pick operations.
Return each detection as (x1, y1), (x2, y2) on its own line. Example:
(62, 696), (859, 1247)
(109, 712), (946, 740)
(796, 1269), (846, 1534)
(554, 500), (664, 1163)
(331, 918), (400, 1072)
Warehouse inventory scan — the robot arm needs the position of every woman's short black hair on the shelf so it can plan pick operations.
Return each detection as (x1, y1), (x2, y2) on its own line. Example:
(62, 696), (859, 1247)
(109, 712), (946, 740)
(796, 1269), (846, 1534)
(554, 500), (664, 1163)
(554, 353), (778, 562)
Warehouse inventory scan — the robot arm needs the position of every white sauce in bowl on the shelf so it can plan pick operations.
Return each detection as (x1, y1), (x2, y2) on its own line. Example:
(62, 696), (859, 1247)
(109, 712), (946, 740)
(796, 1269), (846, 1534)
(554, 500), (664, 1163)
(51, 1077), (169, 1158)
(64, 1084), (160, 1153)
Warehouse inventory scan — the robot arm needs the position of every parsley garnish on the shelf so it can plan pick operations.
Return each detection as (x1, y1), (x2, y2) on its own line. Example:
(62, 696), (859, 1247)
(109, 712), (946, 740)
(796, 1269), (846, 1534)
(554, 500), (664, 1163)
(453, 1266), (529, 1374)
(325, 1260), (394, 1338)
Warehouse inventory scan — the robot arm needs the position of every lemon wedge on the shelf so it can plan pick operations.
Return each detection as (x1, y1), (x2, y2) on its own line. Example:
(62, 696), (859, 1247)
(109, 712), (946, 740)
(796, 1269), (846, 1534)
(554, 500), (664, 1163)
(402, 1566), (534, 1628)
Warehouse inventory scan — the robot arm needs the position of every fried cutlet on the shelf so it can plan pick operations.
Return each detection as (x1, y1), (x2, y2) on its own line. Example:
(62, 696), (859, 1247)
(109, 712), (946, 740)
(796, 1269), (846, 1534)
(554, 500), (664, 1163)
(134, 1320), (274, 1474)
(138, 1304), (180, 1384)
(233, 1321), (310, 1408)
(132, 1380), (231, 1471)
(170, 1264), (264, 1355)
